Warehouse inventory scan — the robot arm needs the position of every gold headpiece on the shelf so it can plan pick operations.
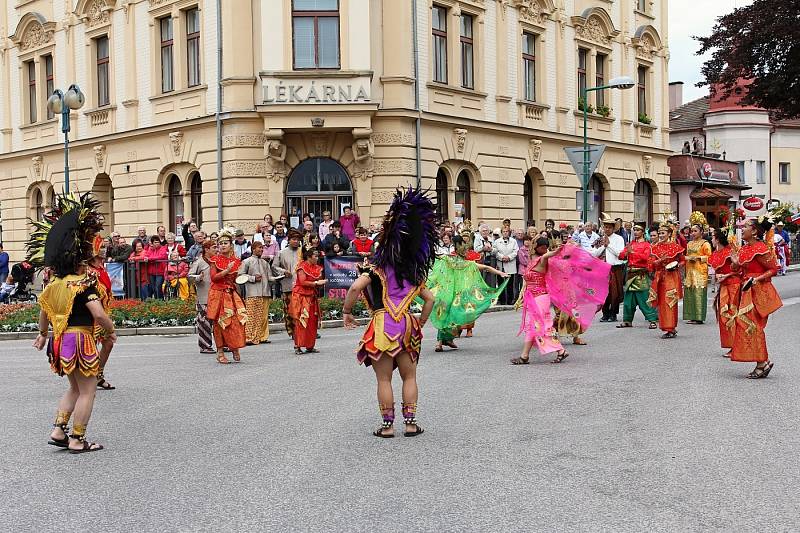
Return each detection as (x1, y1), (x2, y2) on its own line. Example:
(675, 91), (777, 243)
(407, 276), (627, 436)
(689, 211), (708, 229)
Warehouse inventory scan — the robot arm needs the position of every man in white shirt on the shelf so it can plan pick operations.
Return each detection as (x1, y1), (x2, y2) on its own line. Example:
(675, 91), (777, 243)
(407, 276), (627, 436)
(473, 224), (496, 286)
(592, 214), (626, 322)
(577, 222), (600, 251)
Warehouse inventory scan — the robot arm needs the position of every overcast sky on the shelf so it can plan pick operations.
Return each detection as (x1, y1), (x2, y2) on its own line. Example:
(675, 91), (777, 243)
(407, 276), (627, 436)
(668, 0), (754, 103)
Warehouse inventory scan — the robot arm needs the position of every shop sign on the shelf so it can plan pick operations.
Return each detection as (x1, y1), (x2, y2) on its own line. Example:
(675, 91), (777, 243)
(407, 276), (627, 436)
(263, 82), (370, 104)
(742, 196), (765, 211)
(701, 162), (713, 178)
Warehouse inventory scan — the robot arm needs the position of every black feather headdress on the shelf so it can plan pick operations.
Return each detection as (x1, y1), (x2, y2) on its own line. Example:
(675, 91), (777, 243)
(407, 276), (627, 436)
(26, 192), (105, 278)
(373, 186), (438, 287)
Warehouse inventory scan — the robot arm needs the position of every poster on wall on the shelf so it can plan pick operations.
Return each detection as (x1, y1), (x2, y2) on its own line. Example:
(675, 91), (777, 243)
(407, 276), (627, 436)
(323, 256), (361, 299)
(106, 262), (126, 298)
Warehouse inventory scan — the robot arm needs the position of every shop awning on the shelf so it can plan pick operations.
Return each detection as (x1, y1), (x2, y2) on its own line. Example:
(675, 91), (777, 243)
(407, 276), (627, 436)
(690, 187), (732, 200)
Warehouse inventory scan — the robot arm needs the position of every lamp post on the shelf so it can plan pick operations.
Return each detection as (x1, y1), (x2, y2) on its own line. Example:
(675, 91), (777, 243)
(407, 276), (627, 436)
(580, 76), (635, 223)
(46, 84), (85, 194)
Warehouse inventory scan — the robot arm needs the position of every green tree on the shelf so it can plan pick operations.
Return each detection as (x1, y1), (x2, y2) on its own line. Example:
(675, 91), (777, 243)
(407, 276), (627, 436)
(696, 0), (800, 119)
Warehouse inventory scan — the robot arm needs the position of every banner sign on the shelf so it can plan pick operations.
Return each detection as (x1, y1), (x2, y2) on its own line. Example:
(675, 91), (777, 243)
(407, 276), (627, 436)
(106, 262), (126, 298)
(323, 256), (361, 299)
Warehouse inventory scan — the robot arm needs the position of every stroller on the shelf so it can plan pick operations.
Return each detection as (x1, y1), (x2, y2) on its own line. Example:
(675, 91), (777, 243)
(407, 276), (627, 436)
(8, 262), (37, 303)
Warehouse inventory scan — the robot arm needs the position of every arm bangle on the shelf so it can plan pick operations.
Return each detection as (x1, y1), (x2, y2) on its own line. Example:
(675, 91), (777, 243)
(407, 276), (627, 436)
(39, 330), (48, 336)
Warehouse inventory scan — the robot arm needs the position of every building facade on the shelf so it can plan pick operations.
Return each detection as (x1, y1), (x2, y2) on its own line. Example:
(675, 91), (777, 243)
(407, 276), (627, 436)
(0, 0), (672, 259)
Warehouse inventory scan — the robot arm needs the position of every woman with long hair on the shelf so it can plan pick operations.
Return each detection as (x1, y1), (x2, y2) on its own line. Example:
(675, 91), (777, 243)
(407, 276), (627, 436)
(729, 217), (782, 378)
(683, 223), (712, 324)
(30, 192), (115, 453)
(289, 246), (326, 354)
(708, 228), (739, 358)
(207, 229), (247, 364)
(428, 234), (509, 352)
(343, 187), (437, 438)
(188, 240), (216, 354)
(512, 237), (569, 365)
(647, 224), (685, 339)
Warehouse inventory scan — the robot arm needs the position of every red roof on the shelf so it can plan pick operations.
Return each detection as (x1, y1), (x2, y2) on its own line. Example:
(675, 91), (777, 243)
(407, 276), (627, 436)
(690, 187), (732, 200)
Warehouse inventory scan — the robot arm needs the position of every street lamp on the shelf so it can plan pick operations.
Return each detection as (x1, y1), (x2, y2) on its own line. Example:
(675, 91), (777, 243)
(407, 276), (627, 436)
(580, 76), (635, 223)
(47, 84), (85, 194)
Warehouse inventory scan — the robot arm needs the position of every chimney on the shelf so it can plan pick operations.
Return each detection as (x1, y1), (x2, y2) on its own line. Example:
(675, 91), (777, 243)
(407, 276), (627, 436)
(669, 81), (684, 111)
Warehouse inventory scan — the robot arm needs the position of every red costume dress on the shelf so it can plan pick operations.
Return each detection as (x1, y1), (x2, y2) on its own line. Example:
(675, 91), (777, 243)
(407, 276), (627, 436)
(207, 254), (247, 350)
(647, 242), (685, 333)
(618, 241), (658, 323)
(708, 246), (741, 349)
(730, 241), (782, 362)
(288, 260), (323, 350)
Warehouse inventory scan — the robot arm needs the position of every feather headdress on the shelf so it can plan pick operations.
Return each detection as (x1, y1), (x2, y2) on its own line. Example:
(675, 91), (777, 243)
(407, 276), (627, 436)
(26, 192), (105, 277)
(373, 186), (438, 287)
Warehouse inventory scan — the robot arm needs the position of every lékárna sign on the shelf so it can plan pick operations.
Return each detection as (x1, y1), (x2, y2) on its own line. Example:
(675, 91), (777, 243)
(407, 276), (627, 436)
(263, 82), (370, 104)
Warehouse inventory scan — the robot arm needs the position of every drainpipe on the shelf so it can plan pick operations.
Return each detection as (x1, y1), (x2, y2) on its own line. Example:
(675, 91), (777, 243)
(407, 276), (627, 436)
(215, 0), (224, 227)
(412, 0), (422, 188)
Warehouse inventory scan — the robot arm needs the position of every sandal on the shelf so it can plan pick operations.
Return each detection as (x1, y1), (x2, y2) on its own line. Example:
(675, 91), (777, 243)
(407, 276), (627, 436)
(552, 350), (569, 364)
(660, 331), (677, 339)
(232, 352), (241, 362)
(305, 348), (320, 354)
(48, 424), (69, 448)
(616, 322), (633, 329)
(373, 423), (394, 438)
(434, 346), (444, 353)
(649, 322), (658, 329)
(444, 341), (458, 349)
(294, 347), (303, 355)
(722, 350), (732, 358)
(216, 353), (231, 364)
(572, 337), (587, 345)
(510, 356), (530, 365)
(404, 425), (425, 437)
(746, 366), (768, 379)
(68, 436), (104, 454)
(97, 376), (115, 390)
(761, 361), (775, 378)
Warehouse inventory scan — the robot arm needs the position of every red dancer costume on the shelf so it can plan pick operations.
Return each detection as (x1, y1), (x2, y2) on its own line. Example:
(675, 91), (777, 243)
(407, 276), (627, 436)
(648, 227), (685, 338)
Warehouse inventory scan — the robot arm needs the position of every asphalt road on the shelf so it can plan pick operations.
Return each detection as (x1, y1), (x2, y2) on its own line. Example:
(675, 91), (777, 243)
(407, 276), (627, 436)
(2, 274), (800, 532)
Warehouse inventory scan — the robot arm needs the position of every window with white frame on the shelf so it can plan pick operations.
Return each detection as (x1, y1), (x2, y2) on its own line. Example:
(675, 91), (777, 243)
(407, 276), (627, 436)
(160, 17), (174, 93)
(779, 162), (790, 184)
(637, 0), (647, 12)
(96, 35), (110, 106)
(637, 65), (649, 119)
(292, 0), (340, 69)
(595, 53), (607, 108)
(522, 32), (536, 101)
(45, 55), (54, 119)
(186, 8), (201, 87)
(432, 5), (448, 83)
(738, 161), (746, 184)
(756, 160), (766, 184)
(577, 48), (588, 106)
(460, 14), (474, 89)
(26, 60), (37, 123)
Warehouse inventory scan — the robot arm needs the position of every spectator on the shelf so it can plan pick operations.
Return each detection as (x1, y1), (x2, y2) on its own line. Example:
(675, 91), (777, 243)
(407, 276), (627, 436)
(145, 236), (167, 299)
(279, 213), (289, 227)
(0, 274), (14, 303)
(302, 219), (315, 235)
(136, 226), (149, 248)
(493, 226), (519, 305)
(368, 223), (380, 240)
(517, 234), (532, 298)
(473, 224), (497, 286)
(526, 226), (537, 239)
(233, 229), (252, 259)
(261, 233), (279, 263)
(559, 230), (572, 245)
(308, 233), (322, 250)
(165, 232), (186, 258)
(544, 219), (556, 232)
(328, 242), (346, 258)
(209, 231), (219, 241)
(322, 222), (349, 257)
(318, 211), (333, 240)
(182, 219), (199, 248)
(252, 223), (268, 244)
(263, 213), (275, 227)
(571, 223), (585, 242)
(107, 232), (133, 263)
(340, 206), (360, 241)
(188, 240), (216, 354)
(156, 225), (167, 245)
(576, 222), (600, 252)
(513, 228), (525, 250)
(348, 227), (374, 259)
(436, 233), (455, 255)
(273, 222), (288, 250)
(164, 250), (189, 300)
(186, 231), (207, 263)
(129, 240), (150, 298)
(0, 243), (9, 283)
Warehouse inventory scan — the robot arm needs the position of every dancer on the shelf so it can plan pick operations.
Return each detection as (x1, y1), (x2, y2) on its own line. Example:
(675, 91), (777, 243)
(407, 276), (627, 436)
(289, 246), (326, 354)
(708, 228), (739, 357)
(683, 220), (712, 324)
(188, 240), (216, 354)
(343, 187), (437, 438)
(594, 214), (626, 322)
(277, 229), (302, 346)
(207, 228), (247, 364)
(647, 223), (685, 339)
(427, 234), (509, 352)
(729, 217), (782, 378)
(88, 236), (116, 390)
(238, 241), (274, 346)
(456, 227), (483, 338)
(616, 224), (658, 329)
(552, 235), (588, 345)
(29, 192), (115, 453)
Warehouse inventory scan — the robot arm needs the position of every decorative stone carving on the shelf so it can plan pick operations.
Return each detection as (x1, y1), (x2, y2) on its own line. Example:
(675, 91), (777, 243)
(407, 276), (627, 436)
(84, 0), (112, 28)
(515, 0), (548, 25)
(529, 138), (543, 164)
(372, 190), (397, 204)
(265, 140), (288, 183)
(635, 36), (657, 60)
(222, 134), (267, 149)
(169, 131), (183, 157)
(94, 145), (106, 170)
(372, 132), (415, 146)
(223, 192), (271, 206)
(20, 22), (55, 51)
(148, 0), (170, 6)
(642, 155), (652, 177)
(374, 159), (415, 175)
(453, 128), (468, 153)
(575, 17), (611, 47)
(352, 129), (375, 182)
(310, 133), (329, 156)
(222, 161), (267, 177)
(32, 156), (43, 179)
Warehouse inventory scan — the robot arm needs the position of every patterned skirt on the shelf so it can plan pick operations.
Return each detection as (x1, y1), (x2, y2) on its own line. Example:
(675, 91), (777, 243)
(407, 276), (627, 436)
(48, 327), (100, 377)
(357, 310), (422, 367)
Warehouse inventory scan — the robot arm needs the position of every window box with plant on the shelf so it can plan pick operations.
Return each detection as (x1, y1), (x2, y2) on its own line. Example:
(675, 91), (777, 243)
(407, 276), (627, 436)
(638, 112), (652, 125)
(596, 104), (611, 118)
(577, 97), (594, 114)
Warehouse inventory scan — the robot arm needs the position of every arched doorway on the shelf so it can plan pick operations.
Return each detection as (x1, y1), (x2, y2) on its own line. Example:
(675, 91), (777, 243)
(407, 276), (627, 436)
(286, 158), (353, 227)
(587, 174), (605, 224)
(633, 179), (653, 225)
(92, 174), (114, 231)
(455, 170), (471, 221)
(435, 168), (449, 221)
(167, 174), (183, 234)
(190, 172), (202, 226)
(524, 169), (542, 226)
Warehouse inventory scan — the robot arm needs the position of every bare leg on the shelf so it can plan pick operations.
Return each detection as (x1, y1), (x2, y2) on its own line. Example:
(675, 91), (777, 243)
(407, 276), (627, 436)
(97, 337), (115, 388)
(520, 340), (534, 360)
(50, 373), (79, 441)
(395, 352), (420, 433)
(371, 354), (395, 436)
(68, 372), (101, 451)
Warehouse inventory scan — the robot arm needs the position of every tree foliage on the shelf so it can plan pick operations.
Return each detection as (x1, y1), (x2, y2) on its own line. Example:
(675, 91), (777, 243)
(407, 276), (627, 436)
(696, 0), (800, 119)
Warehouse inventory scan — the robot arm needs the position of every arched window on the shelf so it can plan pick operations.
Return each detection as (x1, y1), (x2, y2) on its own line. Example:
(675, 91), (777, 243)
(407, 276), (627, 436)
(633, 179), (652, 225)
(588, 174), (605, 224)
(34, 189), (44, 221)
(167, 174), (183, 232)
(455, 170), (471, 221)
(524, 171), (542, 227)
(92, 174), (114, 231)
(190, 172), (202, 226)
(435, 169), (449, 221)
(286, 158), (353, 226)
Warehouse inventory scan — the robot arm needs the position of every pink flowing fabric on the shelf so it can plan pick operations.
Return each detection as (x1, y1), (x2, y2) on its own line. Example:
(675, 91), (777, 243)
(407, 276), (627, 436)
(545, 244), (611, 331)
(519, 292), (564, 355)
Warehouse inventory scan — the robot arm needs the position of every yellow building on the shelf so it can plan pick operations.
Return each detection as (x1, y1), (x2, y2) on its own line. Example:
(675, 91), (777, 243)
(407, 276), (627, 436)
(0, 0), (672, 259)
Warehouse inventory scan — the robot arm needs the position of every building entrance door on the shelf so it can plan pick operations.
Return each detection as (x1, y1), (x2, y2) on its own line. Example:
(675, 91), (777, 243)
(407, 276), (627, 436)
(285, 158), (354, 229)
(306, 198), (334, 227)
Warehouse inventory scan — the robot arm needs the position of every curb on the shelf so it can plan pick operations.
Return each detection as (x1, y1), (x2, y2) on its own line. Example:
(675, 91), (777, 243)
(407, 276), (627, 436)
(0, 305), (516, 341)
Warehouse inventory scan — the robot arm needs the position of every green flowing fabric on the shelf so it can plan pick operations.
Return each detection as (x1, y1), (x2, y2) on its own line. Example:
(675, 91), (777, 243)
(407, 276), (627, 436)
(426, 256), (508, 333)
(682, 286), (708, 321)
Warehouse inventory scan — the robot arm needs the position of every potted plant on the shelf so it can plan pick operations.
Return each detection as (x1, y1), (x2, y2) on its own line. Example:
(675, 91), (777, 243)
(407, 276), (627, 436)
(577, 97), (594, 114)
(638, 112), (652, 125)
(596, 104), (611, 118)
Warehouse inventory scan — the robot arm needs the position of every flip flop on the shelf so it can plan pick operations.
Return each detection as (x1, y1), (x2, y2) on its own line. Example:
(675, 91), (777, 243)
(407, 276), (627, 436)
(510, 357), (530, 365)
(97, 379), (115, 390)
(69, 441), (104, 454)
(404, 426), (425, 437)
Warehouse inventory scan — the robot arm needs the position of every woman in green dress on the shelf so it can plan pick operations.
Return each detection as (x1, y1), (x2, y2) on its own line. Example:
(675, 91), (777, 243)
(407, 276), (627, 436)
(427, 235), (510, 352)
(683, 224), (712, 324)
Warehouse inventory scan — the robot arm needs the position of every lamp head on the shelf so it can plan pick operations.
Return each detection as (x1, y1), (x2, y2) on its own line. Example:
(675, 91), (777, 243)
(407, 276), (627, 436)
(609, 76), (635, 90)
(64, 84), (85, 110)
(46, 89), (64, 114)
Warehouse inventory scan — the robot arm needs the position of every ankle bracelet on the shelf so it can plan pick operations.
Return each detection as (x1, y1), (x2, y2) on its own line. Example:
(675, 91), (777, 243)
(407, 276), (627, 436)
(404, 417), (417, 425)
(380, 421), (393, 429)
